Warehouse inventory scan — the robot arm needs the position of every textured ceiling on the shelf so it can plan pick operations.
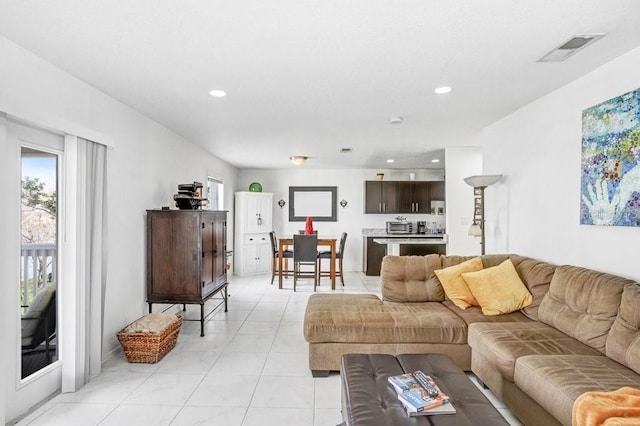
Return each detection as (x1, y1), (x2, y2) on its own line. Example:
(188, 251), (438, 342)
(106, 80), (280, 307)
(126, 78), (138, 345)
(1, 1), (640, 169)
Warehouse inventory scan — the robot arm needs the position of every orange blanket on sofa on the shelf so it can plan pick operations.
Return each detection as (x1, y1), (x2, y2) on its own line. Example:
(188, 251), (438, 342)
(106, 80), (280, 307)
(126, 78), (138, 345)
(573, 387), (640, 426)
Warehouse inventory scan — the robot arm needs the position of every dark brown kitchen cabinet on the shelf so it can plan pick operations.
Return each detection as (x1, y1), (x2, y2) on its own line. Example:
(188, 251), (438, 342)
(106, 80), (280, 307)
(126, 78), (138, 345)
(146, 209), (228, 336)
(430, 181), (445, 202)
(364, 181), (399, 213)
(398, 182), (431, 213)
(364, 237), (388, 275)
(365, 180), (445, 214)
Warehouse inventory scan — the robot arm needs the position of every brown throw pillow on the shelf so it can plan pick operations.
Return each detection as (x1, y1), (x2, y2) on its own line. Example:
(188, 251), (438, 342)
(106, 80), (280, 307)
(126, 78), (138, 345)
(434, 257), (483, 309)
(461, 259), (532, 316)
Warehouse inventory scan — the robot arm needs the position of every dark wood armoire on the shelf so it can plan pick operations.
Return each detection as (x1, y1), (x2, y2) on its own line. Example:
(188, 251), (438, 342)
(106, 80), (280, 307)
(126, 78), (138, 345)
(146, 209), (228, 336)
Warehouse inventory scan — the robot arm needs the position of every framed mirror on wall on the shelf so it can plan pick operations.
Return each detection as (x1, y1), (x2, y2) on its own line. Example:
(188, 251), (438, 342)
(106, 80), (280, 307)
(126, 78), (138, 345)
(289, 186), (337, 221)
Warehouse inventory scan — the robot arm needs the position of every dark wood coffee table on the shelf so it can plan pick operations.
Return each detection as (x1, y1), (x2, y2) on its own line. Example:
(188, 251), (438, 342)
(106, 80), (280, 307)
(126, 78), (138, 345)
(340, 353), (510, 426)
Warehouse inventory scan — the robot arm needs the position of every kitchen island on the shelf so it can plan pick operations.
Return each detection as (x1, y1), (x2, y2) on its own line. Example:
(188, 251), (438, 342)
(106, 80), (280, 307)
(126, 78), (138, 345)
(362, 229), (447, 275)
(373, 235), (448, 256)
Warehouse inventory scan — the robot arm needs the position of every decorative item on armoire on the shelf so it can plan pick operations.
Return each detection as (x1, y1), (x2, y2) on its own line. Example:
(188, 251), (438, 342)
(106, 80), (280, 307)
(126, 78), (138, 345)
(173, 181), (206, 210)
(248, 182), (263, 192)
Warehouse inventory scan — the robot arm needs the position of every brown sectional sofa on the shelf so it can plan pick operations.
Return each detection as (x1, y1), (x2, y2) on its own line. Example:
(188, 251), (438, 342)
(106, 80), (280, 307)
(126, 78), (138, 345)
(303, 254), (640, 426)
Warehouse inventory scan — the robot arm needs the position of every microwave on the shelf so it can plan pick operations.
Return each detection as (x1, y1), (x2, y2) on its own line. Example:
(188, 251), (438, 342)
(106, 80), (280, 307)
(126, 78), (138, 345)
(386, 221), (413, 234)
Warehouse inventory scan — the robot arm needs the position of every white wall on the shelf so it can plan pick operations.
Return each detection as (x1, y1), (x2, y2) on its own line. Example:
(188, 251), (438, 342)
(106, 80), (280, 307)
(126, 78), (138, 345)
(236, 168), (445, 272)
(0, 36), (238, 421)
(483, 46), (640, 281)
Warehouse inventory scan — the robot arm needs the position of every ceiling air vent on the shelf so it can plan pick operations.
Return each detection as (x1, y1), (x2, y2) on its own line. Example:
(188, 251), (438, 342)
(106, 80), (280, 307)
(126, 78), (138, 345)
(537, 34), (605, 63)
(340, 148), (353, 153)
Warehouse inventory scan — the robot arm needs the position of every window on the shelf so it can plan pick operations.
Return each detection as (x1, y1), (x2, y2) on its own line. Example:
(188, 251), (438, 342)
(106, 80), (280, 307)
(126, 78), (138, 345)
(207, 177), (224, 210)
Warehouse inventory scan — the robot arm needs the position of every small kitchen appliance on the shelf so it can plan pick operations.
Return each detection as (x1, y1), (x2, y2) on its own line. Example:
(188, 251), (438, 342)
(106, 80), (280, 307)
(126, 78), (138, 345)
(386, 221), (413, 234)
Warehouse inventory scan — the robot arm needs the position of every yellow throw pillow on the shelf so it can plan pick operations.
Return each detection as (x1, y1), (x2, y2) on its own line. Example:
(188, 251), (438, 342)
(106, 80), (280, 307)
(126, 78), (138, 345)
(434, 257), (483, 309)
(461, 259), (533, 316)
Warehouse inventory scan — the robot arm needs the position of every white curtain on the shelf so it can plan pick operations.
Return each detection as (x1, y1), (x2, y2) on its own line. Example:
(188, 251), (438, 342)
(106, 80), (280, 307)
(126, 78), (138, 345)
(80, 138), (108, 382)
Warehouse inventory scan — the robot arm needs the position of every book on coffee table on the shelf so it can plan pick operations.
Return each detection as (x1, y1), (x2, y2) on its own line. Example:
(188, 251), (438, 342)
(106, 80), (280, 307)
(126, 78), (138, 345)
(388, 370), (456, 416)
(400, 400), (456, 417)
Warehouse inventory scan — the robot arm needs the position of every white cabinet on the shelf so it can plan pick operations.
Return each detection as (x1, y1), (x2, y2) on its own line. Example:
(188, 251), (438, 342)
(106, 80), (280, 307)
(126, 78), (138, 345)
(240, 235), (272, 275)
(234, 192), (273, 276)
(241, 192), (272, 233)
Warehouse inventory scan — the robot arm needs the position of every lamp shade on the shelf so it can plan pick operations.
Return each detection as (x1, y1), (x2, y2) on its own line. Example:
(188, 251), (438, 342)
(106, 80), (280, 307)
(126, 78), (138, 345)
(468, 223), (483, 237)
(463, 174), (502, 188)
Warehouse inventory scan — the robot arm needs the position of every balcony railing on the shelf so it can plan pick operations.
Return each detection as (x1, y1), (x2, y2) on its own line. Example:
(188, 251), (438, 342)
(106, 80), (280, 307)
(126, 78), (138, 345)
(20, 243), (57, 308)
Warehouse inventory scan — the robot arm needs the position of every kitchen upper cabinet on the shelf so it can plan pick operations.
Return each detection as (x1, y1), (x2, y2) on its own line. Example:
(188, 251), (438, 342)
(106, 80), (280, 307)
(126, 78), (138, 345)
(364, 181), (399, 213)
(398, 182), (431, 213)
(430, 181), (445, 201)
(365, 180), (445, 214)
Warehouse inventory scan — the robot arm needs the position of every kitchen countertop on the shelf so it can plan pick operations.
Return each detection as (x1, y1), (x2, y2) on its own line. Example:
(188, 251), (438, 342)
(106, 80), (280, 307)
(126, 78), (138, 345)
(372, 236), (448, 244)
(362, 228), (446, 238)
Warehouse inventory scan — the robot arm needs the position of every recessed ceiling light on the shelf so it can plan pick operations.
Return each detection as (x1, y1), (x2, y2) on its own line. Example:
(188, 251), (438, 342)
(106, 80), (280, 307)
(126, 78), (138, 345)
(434, 86), (452, 95)
(209, 89), (227, 97)
(386, 159), (395, 163)
(431, 159), (440, 163)
(389, 117), (403, 124)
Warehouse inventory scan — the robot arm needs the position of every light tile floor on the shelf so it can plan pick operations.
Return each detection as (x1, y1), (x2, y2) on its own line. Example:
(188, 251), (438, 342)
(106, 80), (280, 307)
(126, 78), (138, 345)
(15, 272), (523, 426)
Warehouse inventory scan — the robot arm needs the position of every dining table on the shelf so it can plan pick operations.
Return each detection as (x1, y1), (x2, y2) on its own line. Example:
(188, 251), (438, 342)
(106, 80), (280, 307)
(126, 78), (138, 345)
(278, 236), (337, 290)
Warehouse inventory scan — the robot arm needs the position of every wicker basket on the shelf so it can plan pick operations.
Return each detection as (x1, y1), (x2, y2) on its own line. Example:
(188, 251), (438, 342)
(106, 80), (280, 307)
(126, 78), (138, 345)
(116, 315), (183, 363)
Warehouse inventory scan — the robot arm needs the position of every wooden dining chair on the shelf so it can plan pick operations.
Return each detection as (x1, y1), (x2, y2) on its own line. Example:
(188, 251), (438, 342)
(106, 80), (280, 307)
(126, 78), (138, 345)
(269, 231), (292, 285)
(318, 232), (347, 286)
(293, 234), (318, 291)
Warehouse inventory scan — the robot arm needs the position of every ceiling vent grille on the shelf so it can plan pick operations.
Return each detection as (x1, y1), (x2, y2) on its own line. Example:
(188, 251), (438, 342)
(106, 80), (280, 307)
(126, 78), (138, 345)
(537, 34), (605, 62)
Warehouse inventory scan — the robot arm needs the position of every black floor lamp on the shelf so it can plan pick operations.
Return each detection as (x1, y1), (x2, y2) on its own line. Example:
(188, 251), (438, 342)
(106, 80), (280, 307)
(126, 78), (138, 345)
(463, 175), (502, 255)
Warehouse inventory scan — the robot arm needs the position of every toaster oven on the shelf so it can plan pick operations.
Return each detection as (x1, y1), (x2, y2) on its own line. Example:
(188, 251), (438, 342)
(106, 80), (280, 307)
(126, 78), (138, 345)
(386, 221), (413, 234)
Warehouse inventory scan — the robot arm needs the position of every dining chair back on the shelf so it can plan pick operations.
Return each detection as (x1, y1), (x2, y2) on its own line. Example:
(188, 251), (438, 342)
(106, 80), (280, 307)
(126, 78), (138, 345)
(269, 231), (293, 285)
(293, 234), (318, 291)
(318, 232), (347, 285)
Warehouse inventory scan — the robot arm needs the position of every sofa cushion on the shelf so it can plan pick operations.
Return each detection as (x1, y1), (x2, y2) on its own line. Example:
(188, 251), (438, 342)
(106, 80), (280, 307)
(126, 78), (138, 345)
(381, 254), (444, 302)
(538, 265), (631, 353)
(468, 322), (602, 382)
(442, 300), (532, 325)
(606, 283), (640, 374)
(434, 257), (483, 309)
(462, 259), (533, 316)
(510, 255), (557, 322)
(514, 355), (640, 426)
(304, 294), (467, 344)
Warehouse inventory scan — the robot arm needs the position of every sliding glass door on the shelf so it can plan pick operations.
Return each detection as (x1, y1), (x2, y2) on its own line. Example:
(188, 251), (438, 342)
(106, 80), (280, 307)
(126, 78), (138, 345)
(20, 147), (59, 379)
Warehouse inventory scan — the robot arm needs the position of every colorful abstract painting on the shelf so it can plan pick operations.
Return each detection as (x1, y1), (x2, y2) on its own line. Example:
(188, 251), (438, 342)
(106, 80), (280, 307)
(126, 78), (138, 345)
(581, 88), (640, 226)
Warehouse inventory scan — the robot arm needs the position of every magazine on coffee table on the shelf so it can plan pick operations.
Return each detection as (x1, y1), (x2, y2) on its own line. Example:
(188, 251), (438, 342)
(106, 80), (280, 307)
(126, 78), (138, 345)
(398, 396), (456, 416)
(388, 370), (456, 416)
